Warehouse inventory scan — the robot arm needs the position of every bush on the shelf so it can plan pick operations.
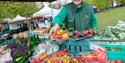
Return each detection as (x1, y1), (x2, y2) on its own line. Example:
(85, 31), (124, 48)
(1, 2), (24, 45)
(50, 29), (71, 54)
(85, 0), (112, 10)
(120, 0), (125, 6)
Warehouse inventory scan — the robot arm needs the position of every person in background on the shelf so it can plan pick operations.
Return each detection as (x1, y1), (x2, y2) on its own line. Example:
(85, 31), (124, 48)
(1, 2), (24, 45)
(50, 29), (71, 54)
(51, 0), (98, 32)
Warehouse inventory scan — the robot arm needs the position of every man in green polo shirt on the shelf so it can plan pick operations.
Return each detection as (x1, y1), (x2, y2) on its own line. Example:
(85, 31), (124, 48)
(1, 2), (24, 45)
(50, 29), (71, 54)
(52, 0), (98, 31)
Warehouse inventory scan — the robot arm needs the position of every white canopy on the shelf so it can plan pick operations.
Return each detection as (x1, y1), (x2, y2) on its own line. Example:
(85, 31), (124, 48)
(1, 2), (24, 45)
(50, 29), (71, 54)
(33, 2), (60, 17)
(11, 15), (26, 22)
(52, 0), (72, 5)
(33, 7), (60, 17)
(3, 18), (11, 23)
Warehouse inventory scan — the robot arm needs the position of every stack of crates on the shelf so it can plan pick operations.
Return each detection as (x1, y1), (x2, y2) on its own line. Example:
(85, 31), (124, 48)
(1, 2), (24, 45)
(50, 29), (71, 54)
(60, 39), (125, 62)
(59, 39), (91, 55)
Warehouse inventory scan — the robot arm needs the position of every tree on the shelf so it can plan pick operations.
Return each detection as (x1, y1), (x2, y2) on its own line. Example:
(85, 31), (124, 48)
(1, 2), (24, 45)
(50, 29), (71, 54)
(85, 0), (113, 9)
(0, 2), (38, 19)
(120, 0), (125, 6)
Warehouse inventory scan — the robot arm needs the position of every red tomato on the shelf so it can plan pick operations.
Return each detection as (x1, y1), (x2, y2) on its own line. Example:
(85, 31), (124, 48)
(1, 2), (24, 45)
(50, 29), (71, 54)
(79, 61), (84, 63)
(84, 53), (94, 61)
(35, 58), (40, 63)
(47, 55), (52, 58)
(93, 51), (99, 56)
(110, 60), (116, 63)
(95, 51), (107, 62)
(116, 60), (122, 63)
(39, 53), (47, 61)
(53, 59), (59, 63)
(81, 57), (85, 62)
(57, 53), (62, 57)
(96, 55), (106, 62)
(73, 59), (79, 63)
(87, 61), (95, 63)
(64, 48), (67, 52)
(53, 54), (58, 57)
(31, 59), (36, 63)
(94, 61), (100, 63)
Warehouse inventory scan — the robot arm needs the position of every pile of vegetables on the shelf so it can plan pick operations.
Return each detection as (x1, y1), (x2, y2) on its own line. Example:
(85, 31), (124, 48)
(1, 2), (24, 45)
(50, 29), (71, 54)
(104, 26), (125, 40)
(33, 28), (49, 39)
(70, 29), (96, 39)
(31, 46), (109, 63)
(109, 60), (123, 63)
(0, 45), (13, 63)
(6, 43), (29, 59)
(103, 21), (125, 40)
(31, 40), (59, 62)
(51, 29), (69, 42)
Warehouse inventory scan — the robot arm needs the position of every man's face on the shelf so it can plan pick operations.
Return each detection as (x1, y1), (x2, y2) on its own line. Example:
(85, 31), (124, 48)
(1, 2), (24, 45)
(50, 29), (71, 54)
(73, 0), (82, 5)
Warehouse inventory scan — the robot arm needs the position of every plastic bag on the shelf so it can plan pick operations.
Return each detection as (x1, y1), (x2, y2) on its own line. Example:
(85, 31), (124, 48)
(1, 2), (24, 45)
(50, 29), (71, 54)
(0, 45), (13, 63)
(115, 20), (125, 30)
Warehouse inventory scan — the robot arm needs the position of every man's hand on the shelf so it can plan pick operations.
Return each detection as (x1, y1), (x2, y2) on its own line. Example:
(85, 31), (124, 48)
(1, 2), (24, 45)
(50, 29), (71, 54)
(48, 24), (60, 36)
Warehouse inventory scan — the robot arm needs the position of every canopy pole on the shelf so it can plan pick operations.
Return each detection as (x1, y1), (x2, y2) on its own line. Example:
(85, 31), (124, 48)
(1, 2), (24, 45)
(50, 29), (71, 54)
(50, 0), (62, 18)
(50, 2), (54, 18)
(59, 0), (62, 8)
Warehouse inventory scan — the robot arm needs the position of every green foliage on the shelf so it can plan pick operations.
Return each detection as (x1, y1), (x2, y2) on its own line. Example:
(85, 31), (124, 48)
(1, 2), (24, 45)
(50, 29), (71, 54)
(120, 0), (125, 6)
(85, 0), (125, 9)
(84, 0), (93, 5)
(85, 0), (111, 10)
(0, 2), (38, 19)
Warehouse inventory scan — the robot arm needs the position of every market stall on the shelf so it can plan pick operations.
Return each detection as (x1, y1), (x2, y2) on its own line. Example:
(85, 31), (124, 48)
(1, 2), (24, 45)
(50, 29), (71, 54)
(8, 15), (26, 30)
(1, 23), (125, 63)
(31, 2), (59, 29)
(2, 18), (11, 30)
(29, 27), (125, 63)
(0, 1), (125, 63)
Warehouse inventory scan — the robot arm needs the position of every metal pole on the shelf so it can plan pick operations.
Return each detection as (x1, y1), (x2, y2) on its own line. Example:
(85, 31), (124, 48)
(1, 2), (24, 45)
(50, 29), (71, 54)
(50, 2), (54, 18)
(59, 0), (62, 8)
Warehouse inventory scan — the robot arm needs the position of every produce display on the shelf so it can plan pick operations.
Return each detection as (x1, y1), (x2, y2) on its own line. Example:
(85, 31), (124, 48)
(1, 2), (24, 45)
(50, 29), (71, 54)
(69, 29), (96, 39)
(0, 45), (13, 63)
(6, 43), (29, 59)
(0, 34), (30, 63)
(103, 21), (125, 40)
(33, 28), (49, 39)
(31, 40), (59, 60)
(103, 26), (125, 40)
(31, 47), (108, 63)
(51, 29), (69, 42)
(0, 21), (125, 63)
(109, 60), (123, 63)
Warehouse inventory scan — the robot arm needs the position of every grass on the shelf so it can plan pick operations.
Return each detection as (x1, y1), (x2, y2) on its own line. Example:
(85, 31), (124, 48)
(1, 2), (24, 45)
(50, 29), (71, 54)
(96, 7), (125, 31)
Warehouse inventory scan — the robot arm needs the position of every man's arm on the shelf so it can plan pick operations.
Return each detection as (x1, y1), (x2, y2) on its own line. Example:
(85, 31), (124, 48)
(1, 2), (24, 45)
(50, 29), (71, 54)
(90, 7), (98, 30)
(52, 7), (67, 26)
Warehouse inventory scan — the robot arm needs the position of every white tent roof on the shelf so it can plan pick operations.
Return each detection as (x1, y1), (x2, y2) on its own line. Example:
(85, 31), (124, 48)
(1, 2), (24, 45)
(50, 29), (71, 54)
(51, 0), (72, 6)
(33, 2), (60, 17)
(33, 7), (60, 17)
(3, 18), (11, 22)
(11, 15), (26, 22)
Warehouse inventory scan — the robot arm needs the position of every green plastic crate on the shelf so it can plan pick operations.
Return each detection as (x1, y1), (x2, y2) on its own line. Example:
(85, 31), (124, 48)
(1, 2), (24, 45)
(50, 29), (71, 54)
(59, 39), (91, 55)
(101, 44), (125, 62)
